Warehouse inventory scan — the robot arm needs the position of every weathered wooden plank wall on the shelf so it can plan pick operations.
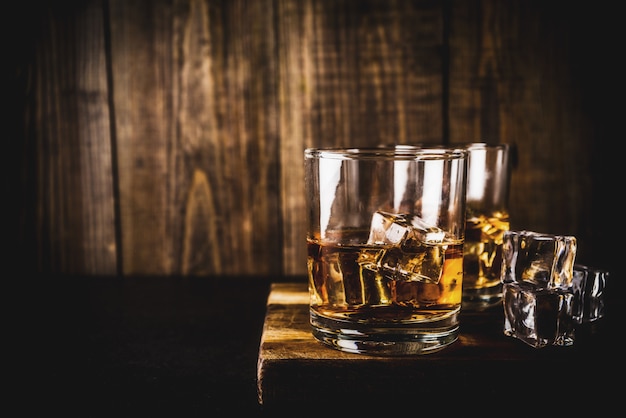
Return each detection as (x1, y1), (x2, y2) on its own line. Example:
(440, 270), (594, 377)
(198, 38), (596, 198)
(10, 0), (617, 279)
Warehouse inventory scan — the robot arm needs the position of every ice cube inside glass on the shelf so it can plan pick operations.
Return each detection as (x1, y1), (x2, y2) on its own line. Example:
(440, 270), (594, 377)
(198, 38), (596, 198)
(365, 211), (447, 284)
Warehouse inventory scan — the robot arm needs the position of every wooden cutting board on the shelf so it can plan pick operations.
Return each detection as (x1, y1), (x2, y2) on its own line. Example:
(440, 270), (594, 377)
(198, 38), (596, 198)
(256, 283), (609, 410)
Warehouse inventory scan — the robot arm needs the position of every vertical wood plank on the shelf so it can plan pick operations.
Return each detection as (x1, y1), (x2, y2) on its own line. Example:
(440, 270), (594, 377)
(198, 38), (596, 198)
(276, 0), (312, 276)
(22, 0), (117, 274)
(109, 0), (176, 275)
(278, 0), (445, 275)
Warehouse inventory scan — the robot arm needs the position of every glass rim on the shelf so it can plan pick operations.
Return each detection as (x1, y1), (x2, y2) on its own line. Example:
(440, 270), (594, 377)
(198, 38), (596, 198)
(304, 146), (468, 161)
(389, 141), (514, 150)
(393, 142), (512, 151)
(463, 142), (511, 151)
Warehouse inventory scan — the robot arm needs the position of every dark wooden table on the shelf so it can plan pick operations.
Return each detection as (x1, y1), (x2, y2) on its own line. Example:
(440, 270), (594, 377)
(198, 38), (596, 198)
(14, 275), (617, 416)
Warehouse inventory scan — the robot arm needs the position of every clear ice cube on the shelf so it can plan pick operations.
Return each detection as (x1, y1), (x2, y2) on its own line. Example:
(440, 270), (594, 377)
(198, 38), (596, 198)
(408, 215), (446, 244)
(501, 230), (577, 290)
(363, 211), (447, 284)
(501, 231), (610, 348)
(367, 211), (411, 245)
(503, 282), (576, 348)
(572, 264), (608, 324)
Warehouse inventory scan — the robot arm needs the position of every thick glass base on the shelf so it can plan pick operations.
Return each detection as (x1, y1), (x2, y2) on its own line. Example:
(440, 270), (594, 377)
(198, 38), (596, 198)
(462, 284), (503, 311)
(310, 310), (459, 356)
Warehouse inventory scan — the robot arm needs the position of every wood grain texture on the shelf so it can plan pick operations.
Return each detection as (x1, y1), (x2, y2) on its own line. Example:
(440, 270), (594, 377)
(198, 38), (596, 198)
(20, 1), (117, 274)
(11, 0), (617, 279)
(257, 283), (610, 408)
(109, 0), (281, 275)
